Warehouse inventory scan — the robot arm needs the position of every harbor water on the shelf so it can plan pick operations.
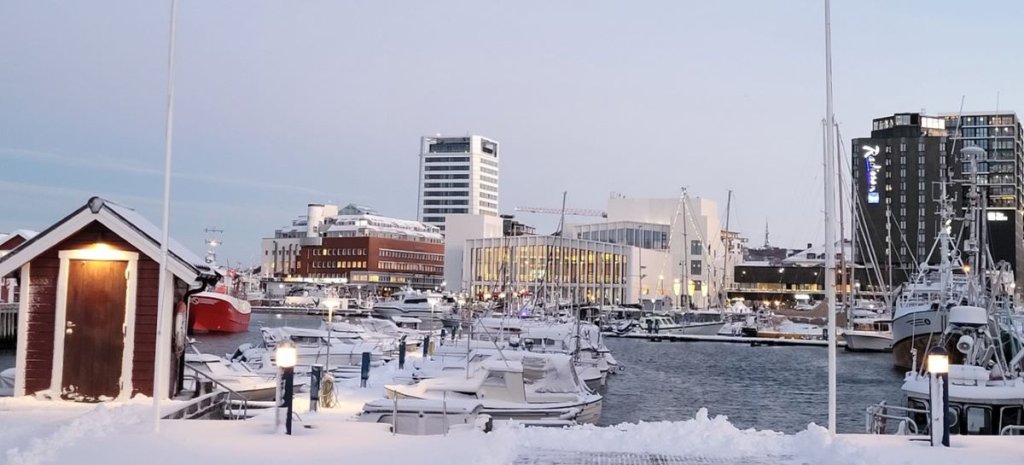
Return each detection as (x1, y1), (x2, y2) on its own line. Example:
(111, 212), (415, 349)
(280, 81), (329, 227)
(0, 313), (905, 433)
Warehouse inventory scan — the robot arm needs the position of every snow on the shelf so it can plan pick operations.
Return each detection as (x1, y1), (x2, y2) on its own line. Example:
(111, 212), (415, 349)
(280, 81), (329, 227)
(3, 363), (1024, 465)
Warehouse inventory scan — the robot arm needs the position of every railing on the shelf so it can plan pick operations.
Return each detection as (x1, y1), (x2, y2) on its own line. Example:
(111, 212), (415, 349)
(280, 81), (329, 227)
(865, 402), (925, 435)
(1001, 425), (1024, 436)
(182, 365), (250, 420)
(0, 305), (17, 347)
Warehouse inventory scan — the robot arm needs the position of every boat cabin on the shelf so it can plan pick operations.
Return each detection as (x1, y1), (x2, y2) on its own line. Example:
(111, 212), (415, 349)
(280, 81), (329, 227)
(900, 366), (1024, 435)
(0, 197), (217, 401)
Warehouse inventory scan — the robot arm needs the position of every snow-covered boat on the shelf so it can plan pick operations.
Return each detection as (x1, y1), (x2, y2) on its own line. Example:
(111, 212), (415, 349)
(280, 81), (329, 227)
(371, 289), (452, 328)
(184, 353), (305, 401)
(0, 367), (14, 397)
(233, 326), (385, 374)
(385, 352), (602, 424)
(868, 305), (1024, 435)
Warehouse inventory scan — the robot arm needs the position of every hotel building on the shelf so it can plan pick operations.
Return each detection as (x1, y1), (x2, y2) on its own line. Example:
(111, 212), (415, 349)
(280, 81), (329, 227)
(417, 135), (500, 232)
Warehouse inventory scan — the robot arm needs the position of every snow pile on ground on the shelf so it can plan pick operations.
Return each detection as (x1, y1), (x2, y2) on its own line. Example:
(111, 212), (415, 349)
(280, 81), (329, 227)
(3, 361), (1023, 465)
(3, 397), (159, 465)
(487, 408), (876, 465)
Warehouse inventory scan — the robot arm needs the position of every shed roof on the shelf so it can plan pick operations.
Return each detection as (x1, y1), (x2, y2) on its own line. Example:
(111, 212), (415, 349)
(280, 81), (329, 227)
(0, 197), (216, 283)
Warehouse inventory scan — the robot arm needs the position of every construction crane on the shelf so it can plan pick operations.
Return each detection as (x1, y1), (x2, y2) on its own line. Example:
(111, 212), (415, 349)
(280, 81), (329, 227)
(515, 199), (607, 236)
(513, 206), (607, 218)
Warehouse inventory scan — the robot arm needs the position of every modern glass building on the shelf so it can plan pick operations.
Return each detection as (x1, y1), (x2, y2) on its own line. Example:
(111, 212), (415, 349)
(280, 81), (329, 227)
(464, 236), (633, 304)
(575, 221), (670, 250)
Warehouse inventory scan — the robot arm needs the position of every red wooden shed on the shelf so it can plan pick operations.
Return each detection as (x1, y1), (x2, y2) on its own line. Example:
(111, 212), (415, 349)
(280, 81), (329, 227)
(0, 197), (217, 401)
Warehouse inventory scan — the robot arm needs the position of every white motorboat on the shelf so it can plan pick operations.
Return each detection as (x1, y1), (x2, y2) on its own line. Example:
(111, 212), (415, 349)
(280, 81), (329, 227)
(385, 352), (602, 424)
(674, 310), (727, 335)
(185, 353), (299, 401)
(235, 326), (385, 373)
(844, 316), (893, 352)
(372, 289), (452, 328)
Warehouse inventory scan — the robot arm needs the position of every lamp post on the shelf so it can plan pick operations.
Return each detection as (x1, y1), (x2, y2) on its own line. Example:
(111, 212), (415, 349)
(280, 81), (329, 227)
(927, 346), (950, 446)
(276, 341), (298, 435)
(324, 300), (338, 371)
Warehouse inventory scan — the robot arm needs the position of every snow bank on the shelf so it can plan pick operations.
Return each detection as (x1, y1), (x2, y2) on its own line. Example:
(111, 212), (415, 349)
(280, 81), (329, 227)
(4, 368), (1024, 465)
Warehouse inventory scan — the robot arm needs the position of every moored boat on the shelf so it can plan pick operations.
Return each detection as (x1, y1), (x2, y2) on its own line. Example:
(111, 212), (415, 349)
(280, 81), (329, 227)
(189, 291), (252, 333)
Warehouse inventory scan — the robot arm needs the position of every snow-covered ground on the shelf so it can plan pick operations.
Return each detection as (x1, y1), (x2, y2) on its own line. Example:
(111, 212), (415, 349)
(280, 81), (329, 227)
(2, 362), (1022, 465)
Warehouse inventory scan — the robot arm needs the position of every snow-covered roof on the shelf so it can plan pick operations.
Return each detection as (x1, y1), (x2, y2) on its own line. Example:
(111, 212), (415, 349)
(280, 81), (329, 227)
(0, 229), (39, 250)
(781, 240), (853, 266)
(0, 197), (216, 283)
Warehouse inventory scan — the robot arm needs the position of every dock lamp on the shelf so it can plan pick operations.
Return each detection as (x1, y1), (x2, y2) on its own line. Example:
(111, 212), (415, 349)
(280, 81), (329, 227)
(927, 346), (950, 447)
(276, 341), (298, 435)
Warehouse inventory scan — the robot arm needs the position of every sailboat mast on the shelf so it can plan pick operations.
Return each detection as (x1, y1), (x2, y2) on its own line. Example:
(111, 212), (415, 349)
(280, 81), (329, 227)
(682, 189), (689, 310)
(822, 0), (838, 435)
(722, 190), (732, 308)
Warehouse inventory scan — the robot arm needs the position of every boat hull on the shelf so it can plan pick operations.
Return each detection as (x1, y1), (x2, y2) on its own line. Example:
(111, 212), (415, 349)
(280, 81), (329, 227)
(678, 321), (726, 336)
(190, 293), (252, 333)
(844, 331), (893, 352)
(891, 308), (945, 369)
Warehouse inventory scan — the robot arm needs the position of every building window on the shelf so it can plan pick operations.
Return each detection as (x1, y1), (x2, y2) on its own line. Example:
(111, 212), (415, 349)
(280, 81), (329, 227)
(690, 240), (702, 256)
(690, 260), (702, 276)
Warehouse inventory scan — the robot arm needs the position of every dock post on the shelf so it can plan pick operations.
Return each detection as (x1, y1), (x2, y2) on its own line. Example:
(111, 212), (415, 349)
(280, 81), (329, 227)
(360, 351), (371, 388)
(440, 328), (446, 346)
(283, 366), (295, 435)
(309, 365), (322, 413)
(398, 336), (407, 370)
(423, 335), (431, 358)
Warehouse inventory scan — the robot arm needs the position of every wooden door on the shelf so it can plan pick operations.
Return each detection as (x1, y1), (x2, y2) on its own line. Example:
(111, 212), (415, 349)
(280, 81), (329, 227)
(62, 259), (128, 401)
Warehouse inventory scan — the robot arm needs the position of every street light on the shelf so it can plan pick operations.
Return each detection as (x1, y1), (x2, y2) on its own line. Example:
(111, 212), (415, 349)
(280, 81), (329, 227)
(276, 341), (297, 435)
(927, 346), (950, 447)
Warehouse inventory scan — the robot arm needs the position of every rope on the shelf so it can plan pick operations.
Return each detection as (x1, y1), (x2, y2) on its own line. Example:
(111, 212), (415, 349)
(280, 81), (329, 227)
(319, 371), (337, 408)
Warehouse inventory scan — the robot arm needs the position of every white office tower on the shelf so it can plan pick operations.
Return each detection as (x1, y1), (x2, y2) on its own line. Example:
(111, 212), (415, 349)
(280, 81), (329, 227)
(417, 135), (500, 232)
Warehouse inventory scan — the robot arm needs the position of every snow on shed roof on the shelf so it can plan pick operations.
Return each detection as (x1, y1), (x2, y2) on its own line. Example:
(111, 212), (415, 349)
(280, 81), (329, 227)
(0, 197), (216, 283)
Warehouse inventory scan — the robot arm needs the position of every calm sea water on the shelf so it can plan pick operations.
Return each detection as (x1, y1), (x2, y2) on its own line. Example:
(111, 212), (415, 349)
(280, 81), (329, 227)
(0, 313), (905, 433)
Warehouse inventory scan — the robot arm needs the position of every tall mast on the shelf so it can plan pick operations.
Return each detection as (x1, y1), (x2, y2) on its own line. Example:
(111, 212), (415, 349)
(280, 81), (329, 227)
(721, 190), (733, 308)
(682, 189), (689, 310)
(831, 120), (849, 317)
(822, 0), (838, 435)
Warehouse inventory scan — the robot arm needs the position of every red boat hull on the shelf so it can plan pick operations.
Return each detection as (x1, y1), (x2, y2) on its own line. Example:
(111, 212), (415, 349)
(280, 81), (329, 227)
(189, 292), (252, 333)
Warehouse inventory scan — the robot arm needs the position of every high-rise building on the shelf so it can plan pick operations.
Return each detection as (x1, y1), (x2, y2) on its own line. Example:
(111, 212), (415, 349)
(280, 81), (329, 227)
(941, 112), (1024, 284)
(852, 111), (1024, 293)
(417, 135), (500, 232)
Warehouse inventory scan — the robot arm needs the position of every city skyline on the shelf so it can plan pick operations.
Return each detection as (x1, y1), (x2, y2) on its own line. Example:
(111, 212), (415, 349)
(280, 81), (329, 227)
(3, 1), (1023, 262)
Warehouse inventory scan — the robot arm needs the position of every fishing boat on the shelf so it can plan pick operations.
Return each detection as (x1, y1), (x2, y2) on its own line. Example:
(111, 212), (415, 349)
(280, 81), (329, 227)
(867, 304), (1024, 435)
(188, 234), (253, 333)
(189, 291), (252, 333)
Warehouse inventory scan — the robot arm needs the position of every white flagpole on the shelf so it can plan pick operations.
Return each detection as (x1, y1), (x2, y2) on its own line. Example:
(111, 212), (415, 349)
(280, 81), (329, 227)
(823, 0), (838, 435)
(153, 0), (179, 433)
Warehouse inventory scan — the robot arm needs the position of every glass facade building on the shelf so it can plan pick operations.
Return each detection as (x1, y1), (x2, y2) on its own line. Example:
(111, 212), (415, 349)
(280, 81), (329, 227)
(575, 221), (670, 250)
(465, 236), (631, 303)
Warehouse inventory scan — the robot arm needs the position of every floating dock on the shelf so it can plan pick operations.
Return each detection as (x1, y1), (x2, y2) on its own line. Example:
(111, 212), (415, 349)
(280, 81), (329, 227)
(604, 332), (846, 347)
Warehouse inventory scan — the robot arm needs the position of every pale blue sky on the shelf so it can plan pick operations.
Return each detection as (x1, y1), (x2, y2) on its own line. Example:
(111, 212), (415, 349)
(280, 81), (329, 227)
(2, 1), (1021, 264)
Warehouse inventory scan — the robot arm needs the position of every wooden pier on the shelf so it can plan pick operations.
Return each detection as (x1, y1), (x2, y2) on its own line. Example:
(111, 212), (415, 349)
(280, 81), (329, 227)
(605, 332), (846, 348)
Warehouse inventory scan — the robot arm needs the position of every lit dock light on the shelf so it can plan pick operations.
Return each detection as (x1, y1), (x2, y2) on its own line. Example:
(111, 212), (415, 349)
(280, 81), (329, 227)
(276, 341), (297, 368)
